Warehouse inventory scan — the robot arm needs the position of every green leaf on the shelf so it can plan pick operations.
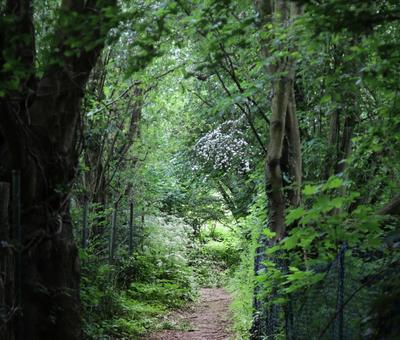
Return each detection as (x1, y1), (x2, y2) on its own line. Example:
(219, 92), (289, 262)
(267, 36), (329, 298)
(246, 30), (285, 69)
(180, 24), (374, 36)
(265, 245), (280, 255)
(303, 184), (319, 196)
(331, 197), (344, 209)
(282, 235), (299, 250)
(324, 176), (344, 190)
(320, 94), (331, 104)
(286, 207), (306, 225)
(263, 228), (276, 239)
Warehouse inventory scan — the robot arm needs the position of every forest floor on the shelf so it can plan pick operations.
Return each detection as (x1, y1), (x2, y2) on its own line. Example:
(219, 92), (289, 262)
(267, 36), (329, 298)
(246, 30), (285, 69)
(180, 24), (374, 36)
(146, 288), (233, 340)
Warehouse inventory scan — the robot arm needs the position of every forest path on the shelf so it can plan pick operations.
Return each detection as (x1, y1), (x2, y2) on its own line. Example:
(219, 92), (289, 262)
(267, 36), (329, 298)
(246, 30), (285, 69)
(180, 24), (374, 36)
(146, 288), (233, 340)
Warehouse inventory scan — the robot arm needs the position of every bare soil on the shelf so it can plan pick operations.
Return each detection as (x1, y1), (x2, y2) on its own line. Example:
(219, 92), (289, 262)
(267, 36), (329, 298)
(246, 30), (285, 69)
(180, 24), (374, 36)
(146, 288), (233, 340)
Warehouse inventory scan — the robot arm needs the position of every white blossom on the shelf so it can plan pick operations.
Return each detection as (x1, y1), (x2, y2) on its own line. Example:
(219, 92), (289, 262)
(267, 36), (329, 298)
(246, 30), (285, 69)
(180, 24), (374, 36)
(193, 118), (254, 174)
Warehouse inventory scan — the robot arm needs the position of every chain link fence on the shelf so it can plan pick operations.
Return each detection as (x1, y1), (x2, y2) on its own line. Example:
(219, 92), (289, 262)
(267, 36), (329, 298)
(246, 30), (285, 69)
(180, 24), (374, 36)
(254, 243), (398, 340)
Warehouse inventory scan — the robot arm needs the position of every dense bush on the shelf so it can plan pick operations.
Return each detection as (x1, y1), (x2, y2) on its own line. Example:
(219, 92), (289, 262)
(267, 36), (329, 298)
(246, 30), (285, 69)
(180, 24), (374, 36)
(80, 215), (198, 339)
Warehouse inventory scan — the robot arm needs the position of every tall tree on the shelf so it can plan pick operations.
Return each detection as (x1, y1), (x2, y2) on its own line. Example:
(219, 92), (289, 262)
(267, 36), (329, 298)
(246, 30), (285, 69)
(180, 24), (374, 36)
(0, 1), (117, 339)
(257, 0), (302, 240)
(252, 1), (302, 338)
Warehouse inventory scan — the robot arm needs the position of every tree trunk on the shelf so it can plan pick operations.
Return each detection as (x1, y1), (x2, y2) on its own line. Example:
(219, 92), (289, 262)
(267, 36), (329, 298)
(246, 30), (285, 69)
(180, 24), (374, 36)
(251, 1), (303, 338)
(324, 110), (340, 179)
(257, 0), (303, 240)
(83, 86), (142, 239)
(335, 113), (355, 175)
(266, 75), (293, 240)
(0, 182), (15, 340)
(285, 87), (302, 208)
(0, 1), (117, 338)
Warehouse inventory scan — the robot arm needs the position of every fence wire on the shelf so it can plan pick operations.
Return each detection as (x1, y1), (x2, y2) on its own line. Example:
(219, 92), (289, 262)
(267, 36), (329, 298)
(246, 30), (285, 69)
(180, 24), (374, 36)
(257, 243), (396, 340)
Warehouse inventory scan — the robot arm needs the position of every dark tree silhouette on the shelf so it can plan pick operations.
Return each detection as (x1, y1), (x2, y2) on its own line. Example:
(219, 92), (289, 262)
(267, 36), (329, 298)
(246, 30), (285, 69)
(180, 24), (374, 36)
(0, 1), (117, 339)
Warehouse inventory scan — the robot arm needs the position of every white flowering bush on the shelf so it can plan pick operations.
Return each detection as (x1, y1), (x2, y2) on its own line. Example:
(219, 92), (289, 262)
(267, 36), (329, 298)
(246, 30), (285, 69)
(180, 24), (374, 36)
(142, 215), (192, 262)
(193, 118), (254, 175)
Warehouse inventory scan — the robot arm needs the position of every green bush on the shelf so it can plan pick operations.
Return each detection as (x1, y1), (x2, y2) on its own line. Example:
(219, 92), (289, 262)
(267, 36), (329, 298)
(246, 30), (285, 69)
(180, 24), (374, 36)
(128, 280), (195, 308)
(81, 215), (198, 339)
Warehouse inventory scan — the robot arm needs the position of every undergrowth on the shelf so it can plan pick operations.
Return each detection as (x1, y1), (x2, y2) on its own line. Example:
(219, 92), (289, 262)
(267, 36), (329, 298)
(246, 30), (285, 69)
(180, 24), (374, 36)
(80, 215), (240, 339)
(80, 215), (198, 339)
(227, 188), (266, 340)
(81, 253), (197, 339)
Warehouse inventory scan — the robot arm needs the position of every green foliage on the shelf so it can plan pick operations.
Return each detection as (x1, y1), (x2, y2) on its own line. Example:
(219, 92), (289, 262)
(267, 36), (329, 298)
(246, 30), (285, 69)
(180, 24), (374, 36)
(65, 0), (400, 338)
(226, 181), (266, 339)
(187, 223), (241, 287)
(283, 267), (324, 294)
(228, 252), (255, 340)
(81, 264), (194, 339)
(258, 176), (398, 318)
(79, 214), (198, 339)
(128, 281), (193, 308)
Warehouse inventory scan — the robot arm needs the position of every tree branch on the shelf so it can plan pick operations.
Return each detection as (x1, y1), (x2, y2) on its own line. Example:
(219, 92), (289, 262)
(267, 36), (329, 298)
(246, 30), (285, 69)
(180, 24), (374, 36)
(378, 194), (400, 216)
(215, 69), (267, 155)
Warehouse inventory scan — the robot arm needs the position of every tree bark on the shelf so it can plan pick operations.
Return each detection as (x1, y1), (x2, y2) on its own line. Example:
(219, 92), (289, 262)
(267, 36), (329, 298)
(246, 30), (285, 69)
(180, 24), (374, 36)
(324, 110), (340, 179)
(0, 182), (15, 340)
(378, 195), (400, 216)
(335, 112), (355, 175)
(251, 1), (303, 338)
(257, 0), (303, 240)
(0, 1), (117, 339)
(266, 73), (293, 240)
(285, 87), (302, 208)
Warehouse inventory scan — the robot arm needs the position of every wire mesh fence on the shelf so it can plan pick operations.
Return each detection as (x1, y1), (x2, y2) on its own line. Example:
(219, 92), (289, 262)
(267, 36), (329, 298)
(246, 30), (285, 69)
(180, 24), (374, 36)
(257, 243), (397, 340)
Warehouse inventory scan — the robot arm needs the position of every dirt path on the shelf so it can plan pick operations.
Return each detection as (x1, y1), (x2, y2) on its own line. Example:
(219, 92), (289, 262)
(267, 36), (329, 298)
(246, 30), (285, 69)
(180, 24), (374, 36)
(146, 288), (233, 340)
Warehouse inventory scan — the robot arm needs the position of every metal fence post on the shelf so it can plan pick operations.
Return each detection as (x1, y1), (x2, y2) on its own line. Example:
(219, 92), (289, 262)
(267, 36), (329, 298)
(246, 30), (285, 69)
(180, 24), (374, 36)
(82, 199), (89, 249)
(12, 170), (22, 340)
(109, 203), (118, 265)
(0, 181), (14, 340)
(335, 242), (347, 340)
(12, 171), (21, 308)
(128, 202), (134, 256)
